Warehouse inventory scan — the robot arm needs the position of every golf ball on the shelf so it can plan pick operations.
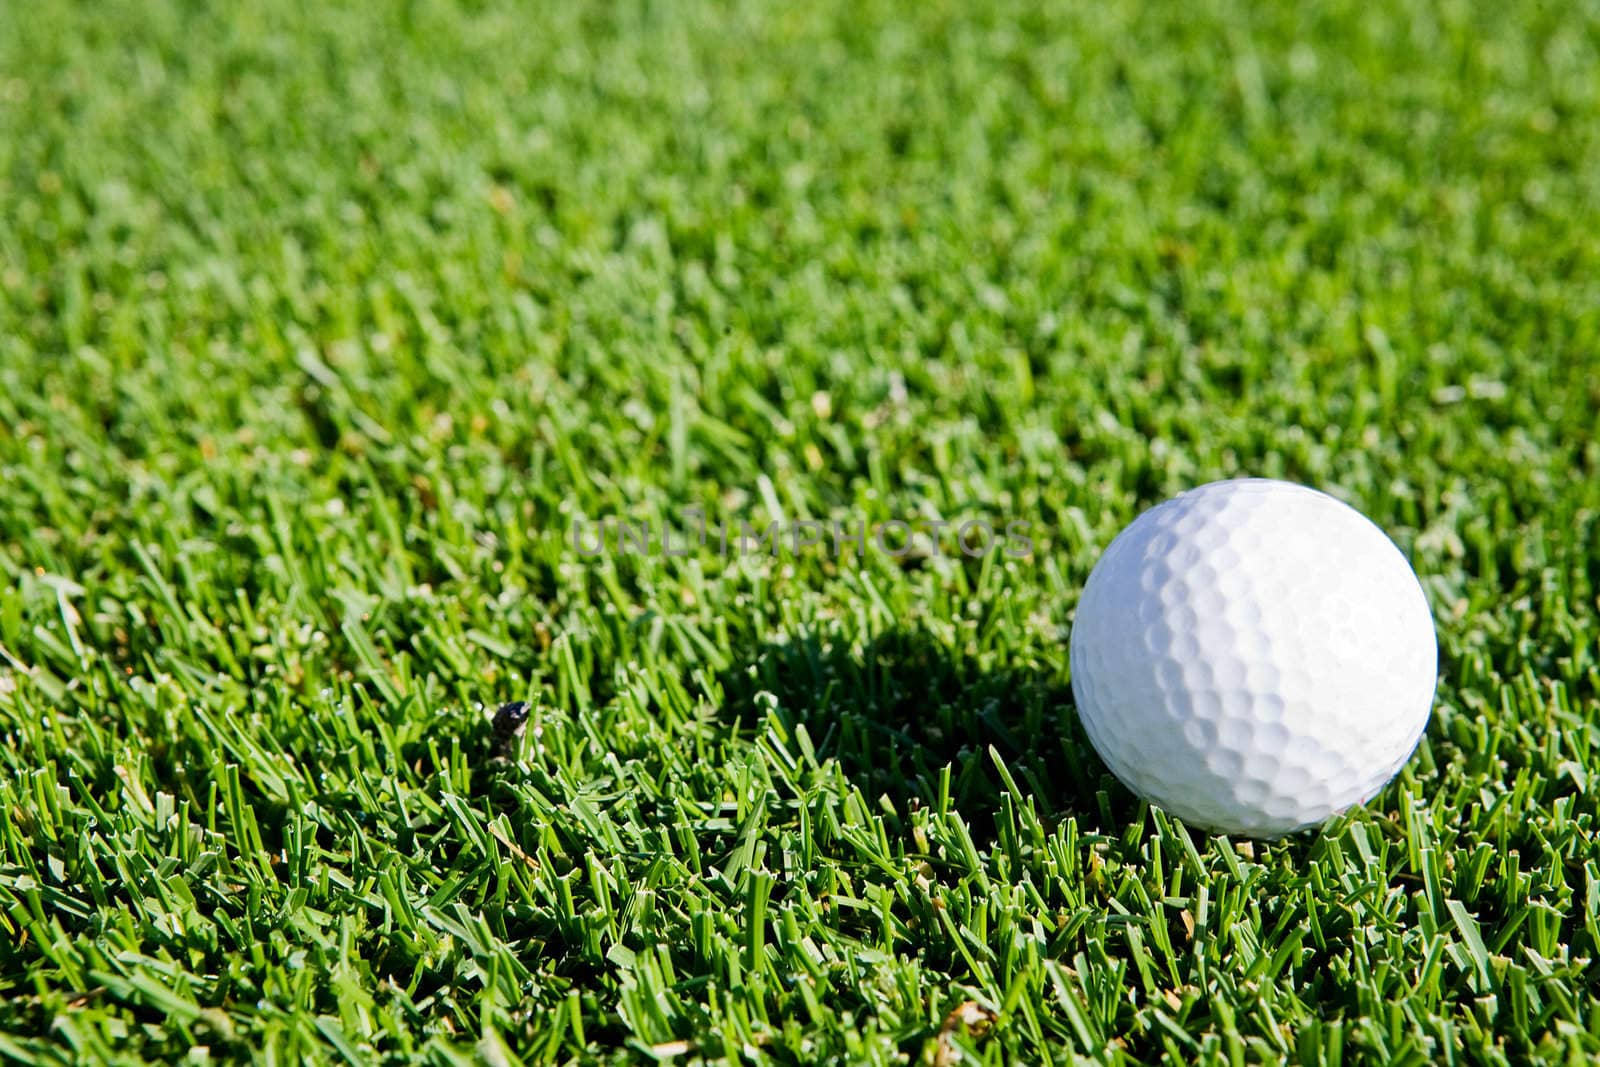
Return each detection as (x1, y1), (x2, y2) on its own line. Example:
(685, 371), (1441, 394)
(1069, 479), (1437, 837)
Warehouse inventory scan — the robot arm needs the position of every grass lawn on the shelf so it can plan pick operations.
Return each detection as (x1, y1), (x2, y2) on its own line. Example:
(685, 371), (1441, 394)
(2, 0), (1599, 1062)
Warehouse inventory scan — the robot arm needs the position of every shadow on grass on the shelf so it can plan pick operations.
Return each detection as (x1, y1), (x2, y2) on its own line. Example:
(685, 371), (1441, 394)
(716, 626), (1130, 841)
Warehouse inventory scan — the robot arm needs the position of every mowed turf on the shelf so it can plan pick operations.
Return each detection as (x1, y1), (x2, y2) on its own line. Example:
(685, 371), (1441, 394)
(2, 0), (1599, 1062)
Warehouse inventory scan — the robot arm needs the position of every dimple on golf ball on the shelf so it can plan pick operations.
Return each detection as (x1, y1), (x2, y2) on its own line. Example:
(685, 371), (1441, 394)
(1069, 479), (1437, 838)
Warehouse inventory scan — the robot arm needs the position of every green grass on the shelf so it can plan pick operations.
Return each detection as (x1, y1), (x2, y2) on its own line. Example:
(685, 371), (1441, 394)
(2, 0), (1599, 1062)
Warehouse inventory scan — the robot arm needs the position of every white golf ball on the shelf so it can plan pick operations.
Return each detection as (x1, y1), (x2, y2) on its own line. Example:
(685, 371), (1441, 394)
(1069, 479), (1437, 837)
